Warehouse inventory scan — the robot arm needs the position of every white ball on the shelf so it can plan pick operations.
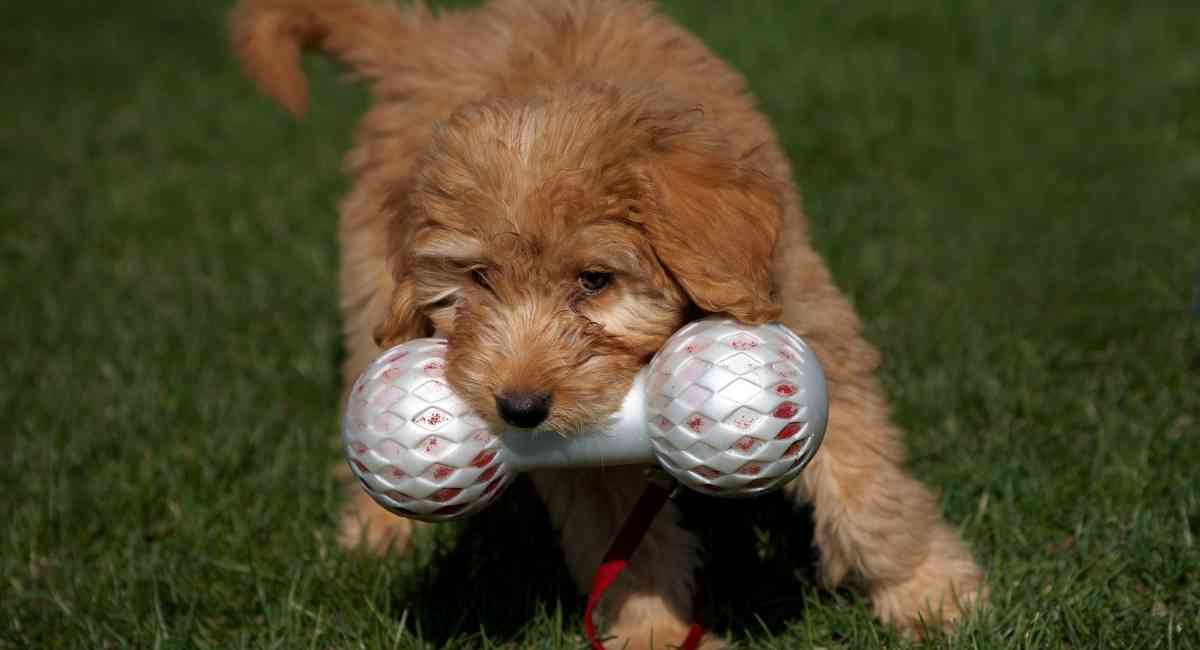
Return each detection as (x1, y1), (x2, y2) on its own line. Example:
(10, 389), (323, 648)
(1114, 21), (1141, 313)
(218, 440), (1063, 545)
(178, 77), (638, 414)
(644, 318), (827, 496)
(342, 340), (513, 522)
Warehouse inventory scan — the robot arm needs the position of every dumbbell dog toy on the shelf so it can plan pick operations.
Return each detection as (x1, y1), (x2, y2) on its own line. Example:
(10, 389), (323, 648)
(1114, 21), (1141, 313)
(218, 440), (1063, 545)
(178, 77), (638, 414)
(343, 317), (828, 522)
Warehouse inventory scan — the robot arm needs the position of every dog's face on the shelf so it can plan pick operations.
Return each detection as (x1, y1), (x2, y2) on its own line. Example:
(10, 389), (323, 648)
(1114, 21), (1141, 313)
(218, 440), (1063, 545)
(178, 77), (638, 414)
(419, 201), (691, 435)
(374, 87), (783, 435)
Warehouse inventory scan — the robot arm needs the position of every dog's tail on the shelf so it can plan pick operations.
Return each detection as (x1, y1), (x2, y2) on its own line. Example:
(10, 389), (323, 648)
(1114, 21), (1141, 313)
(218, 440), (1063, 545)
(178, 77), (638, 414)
(229, 0), (425, 118)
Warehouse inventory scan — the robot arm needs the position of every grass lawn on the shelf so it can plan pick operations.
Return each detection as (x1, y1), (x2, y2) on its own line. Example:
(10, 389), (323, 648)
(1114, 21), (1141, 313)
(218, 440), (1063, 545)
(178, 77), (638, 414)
(3, 0), (1198, 647)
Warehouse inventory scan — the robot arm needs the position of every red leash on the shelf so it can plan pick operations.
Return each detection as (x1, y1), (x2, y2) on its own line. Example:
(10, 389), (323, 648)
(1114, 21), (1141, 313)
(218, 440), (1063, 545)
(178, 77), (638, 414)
(583, 475), (704, 650)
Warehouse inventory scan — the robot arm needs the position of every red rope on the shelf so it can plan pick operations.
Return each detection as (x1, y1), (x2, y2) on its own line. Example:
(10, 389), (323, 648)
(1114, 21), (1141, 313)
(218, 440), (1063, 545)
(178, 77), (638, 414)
(583, 478), (704, 650)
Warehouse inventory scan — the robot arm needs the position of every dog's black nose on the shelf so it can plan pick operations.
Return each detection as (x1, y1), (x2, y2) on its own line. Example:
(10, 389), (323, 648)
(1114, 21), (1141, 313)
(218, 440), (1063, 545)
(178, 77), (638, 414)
(495, 391), (552, 429)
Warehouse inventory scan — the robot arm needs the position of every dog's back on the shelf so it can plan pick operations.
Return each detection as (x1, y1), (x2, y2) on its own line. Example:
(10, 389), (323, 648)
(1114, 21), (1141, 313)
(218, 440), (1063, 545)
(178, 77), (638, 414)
(230, 0), (784, 175)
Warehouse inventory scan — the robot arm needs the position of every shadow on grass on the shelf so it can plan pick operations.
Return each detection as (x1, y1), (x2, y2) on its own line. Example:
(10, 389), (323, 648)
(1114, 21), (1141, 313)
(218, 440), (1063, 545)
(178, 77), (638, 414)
(389, 476), (821, 644)
(392, 477), (582, 643)
(679, 490), (821, 638)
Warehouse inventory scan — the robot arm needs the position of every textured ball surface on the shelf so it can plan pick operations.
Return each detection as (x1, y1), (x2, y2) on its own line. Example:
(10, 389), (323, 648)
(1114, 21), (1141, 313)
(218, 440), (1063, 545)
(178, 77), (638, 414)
(645, 318), (827, 496)
(342, 340), (513, 522)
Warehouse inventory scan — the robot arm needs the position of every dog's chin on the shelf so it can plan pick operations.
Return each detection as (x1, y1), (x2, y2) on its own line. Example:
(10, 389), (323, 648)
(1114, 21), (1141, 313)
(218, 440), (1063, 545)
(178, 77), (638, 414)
(545, 400), (629, 438)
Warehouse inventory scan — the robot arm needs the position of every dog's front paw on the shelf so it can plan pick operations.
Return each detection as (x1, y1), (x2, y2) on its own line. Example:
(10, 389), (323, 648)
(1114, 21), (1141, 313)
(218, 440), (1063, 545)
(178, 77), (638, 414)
(602, 624), (725, 650)
(600, 592), (724, 650)
(336, 488), (421, 556)
(870, 527), (987, 638)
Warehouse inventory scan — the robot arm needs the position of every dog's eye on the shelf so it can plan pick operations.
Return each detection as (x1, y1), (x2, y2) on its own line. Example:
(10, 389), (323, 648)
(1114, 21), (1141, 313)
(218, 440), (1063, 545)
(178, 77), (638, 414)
(578, 271), (612, 295)
(470, 267), (491, 289)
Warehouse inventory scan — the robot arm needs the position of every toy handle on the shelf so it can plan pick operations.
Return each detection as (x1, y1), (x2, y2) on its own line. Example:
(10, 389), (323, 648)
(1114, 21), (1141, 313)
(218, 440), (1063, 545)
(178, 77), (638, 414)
(500, 371), (654, 470)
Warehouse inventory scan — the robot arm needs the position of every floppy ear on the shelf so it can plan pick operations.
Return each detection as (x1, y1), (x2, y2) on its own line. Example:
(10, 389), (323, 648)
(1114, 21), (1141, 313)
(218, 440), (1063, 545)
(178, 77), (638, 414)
(365, 189), (436, 348)
(371, 273), (431, 348)
(634, 120), (783, 324)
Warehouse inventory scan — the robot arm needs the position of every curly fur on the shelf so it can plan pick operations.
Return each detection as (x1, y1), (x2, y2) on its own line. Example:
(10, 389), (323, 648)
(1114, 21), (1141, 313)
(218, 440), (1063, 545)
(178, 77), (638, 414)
(230, 0), (986, 646)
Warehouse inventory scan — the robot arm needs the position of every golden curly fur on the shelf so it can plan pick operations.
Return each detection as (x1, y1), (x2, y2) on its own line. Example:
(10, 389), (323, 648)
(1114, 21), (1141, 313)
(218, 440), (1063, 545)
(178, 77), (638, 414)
(229, 0), (986, 646)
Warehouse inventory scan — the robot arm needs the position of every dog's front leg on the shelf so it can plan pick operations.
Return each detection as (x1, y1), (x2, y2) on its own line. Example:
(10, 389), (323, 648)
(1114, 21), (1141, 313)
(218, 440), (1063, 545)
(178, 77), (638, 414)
(532, 466), (722, 650)
(334, 463), (424, 556)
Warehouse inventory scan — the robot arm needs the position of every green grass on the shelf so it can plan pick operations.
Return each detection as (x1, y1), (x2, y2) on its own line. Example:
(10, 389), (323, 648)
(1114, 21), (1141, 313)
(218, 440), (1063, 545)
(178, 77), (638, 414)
(3, 0), (1198, 647)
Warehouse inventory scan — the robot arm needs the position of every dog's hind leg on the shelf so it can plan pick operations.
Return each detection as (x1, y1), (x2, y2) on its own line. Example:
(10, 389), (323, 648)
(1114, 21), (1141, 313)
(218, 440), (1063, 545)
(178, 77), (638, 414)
(773, 244), (986, 636)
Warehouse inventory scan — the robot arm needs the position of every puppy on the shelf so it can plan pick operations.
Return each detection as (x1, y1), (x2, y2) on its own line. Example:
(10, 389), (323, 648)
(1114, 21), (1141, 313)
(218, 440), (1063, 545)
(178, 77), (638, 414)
(230, 0), (986, 646)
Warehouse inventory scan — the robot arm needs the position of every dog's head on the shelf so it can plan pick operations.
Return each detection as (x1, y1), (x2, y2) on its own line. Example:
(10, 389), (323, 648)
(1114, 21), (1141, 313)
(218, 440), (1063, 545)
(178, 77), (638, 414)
(374, 86), (782, 434)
